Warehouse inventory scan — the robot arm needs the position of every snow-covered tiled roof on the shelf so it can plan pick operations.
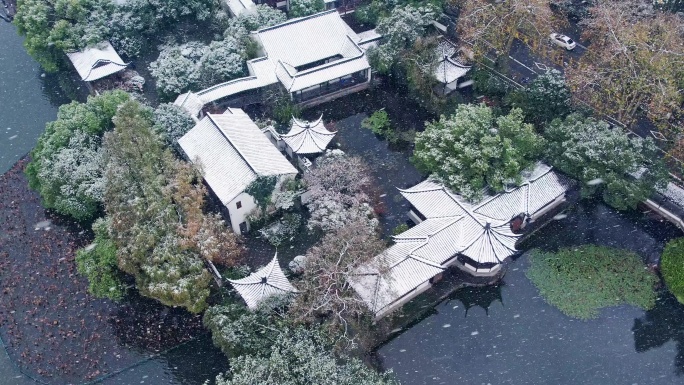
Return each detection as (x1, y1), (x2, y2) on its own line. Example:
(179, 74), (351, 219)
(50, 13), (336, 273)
(434, 38), (471, 84)
(66, 41), (128, 82)
(349, 243), (444, 316)
(280, 116), (336, 155)
(253, 10), (371, 92)
(178, 108), (297, 205)
(173, 57), (279, 117)
(226, 0), (256, 16)
(351, 164), (572, 317)
(473, 163), (575, 221)
(228, 253), (297, 309)
(174, 92), (205, 119)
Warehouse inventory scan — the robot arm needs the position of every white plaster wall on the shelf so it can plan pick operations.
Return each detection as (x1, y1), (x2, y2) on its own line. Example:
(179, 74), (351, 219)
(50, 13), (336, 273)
(227, 192), (257, 234)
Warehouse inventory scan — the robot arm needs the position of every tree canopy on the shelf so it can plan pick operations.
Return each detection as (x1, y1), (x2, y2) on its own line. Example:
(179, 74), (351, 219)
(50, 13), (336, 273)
(544, 113), (668, 210)
(102, 100), (242, 312)
(76, 217), (126, 301)
(508, 69), (572, 126)
(25, 90), (131, 222)
(213, 327), (398, 385)
(369, 4), (438, 74)
(412, 104), (542, 200)
(288, 0), (325, 18)
(454, 0), (560, 61)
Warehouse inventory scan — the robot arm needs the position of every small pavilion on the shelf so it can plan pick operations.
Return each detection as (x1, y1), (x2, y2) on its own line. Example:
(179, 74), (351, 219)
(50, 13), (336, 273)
(280, 116), (336, 157)
(433, 38), (472, 95)
(66, 41), (128, 83)
(227, 253), (297, 309)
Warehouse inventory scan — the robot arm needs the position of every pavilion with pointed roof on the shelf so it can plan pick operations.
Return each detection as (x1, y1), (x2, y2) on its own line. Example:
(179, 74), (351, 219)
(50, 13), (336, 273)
(350, 163), (574, 319)
(228, 253), (297, 309)
(280, 116), (336, 157)
(433, 38), (472, 95)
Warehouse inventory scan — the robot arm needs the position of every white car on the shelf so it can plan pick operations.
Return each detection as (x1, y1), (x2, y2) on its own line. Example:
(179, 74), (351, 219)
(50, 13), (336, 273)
(549, 33), (576, 50)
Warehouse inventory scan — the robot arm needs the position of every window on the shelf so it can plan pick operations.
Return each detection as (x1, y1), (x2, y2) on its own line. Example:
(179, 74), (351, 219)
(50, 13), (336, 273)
(236, 201), (242, 209)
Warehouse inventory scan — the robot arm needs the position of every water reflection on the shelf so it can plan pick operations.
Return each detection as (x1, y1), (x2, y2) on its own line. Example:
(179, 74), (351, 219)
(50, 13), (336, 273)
(448, 284), (505, 317)
(633, 293), (684, 375)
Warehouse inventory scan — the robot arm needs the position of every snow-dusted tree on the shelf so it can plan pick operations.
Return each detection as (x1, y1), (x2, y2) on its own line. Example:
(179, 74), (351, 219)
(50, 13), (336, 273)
(200, 38), (246, 85)
(76, 217), (126, 301)
(145, 0), (215, 22)
(204, 295), (293, 357)
(153, 103), (196, 152)
(545, 113), (668, 210)
(14, 0), (116, 71)
(103, 100), (242, 312)
(150, 42), (206, 97)
(303, 152), (378, 231)
(26, 90), (131, 221)
(288, 218), (385, 341)
(224, 4), (286, 39)
(454, 0), (560, 60)
(369, 4), (438, 73)
(413, 104), (543, 201)
(36, 130), (106, 221)
(508, 69), (572, 126)
(288, 0), (325, 18)
(565, 1), (684, 129)
(214, 327), (398, 385)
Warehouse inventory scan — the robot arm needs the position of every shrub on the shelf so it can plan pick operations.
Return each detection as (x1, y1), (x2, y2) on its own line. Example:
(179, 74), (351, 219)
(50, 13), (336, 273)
(527, 245), (658, 319)
(392, 223), (409, 236)
(661, 238), (684, 304)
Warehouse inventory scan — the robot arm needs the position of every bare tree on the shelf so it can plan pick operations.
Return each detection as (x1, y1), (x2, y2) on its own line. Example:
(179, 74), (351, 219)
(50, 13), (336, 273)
(454, 0), (561, 60)
(565, 1), (684, 129)
(288, 219), (386, 345)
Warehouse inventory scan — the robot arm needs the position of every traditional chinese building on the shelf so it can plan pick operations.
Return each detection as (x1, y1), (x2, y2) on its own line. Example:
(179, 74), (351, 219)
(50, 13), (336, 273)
(350, 163), (575, 319)
(178, 108), (297, 234)
(175, 10), (380, 117)
(66, 41), (128, 84)
(228, 253), (298, 309)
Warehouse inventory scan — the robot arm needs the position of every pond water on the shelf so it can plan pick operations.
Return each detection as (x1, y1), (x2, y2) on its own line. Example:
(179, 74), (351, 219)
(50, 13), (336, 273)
(378, 201), (684, 385)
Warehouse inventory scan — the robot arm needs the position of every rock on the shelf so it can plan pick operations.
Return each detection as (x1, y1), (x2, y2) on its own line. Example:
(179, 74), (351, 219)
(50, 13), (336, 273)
(289, 255), (307, 274)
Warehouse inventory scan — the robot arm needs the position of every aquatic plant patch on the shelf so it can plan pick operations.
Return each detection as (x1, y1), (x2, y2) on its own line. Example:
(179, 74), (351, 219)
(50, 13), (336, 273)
(526, 245), (657, 319)
(661, 237), (684, 304)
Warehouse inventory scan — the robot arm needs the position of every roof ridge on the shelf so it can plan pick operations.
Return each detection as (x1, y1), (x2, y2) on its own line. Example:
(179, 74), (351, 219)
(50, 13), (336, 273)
(256, 9), (338, 33)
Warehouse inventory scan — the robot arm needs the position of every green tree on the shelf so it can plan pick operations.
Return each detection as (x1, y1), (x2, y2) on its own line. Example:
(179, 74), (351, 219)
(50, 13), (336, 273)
(527, 245), (658, 319)
(14, 0), (115, 71)
(213, 327), (399, 385)
(288, 0), (325, 18)
(661, 238), (684, 304)
(544, 113), (668, 210)
(412, 104), (542, 200)
(369, 4), (437, 74)
(508, 69), (572, 126)
(103, 100), (242, 312)
(25, 90), (131, 221)
(76, 217), (127, 301)
(362, 109), (396, 142)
